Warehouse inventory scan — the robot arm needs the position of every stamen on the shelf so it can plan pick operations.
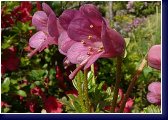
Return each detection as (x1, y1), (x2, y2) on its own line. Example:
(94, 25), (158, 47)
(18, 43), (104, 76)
(81, 40), (86, 44)
(90, 24), (94, 28)
(99, 46), (104, 50)
(88, 47), (93, 51)
(88, 35), (92, 40)
(87, 52), (91, 55)
(98, 49), (103, 52)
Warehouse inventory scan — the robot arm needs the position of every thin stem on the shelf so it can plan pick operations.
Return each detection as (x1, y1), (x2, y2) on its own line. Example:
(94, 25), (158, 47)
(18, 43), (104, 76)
(76, 70), (86, 112)
(119, 58), (147, 113)
(111, 56), (122, 112)
(84, 69), (90, 112)
(91, 64), (95, 84)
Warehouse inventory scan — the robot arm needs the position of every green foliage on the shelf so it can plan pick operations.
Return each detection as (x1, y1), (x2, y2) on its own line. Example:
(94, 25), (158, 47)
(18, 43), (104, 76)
(143, 104), (161, 113)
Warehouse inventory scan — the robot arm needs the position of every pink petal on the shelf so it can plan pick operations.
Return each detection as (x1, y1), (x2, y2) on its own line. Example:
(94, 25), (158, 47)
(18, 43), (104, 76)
(79, 4), (102, 27)
(32, 11), (48, 32)
(67, 15), (100, 42)
(29, 31), (47, 49)
(84, 51), (104, 69)
(101, 21), (125, 58)
(42, 3), (55, 16)
(67, 42), (89, 64)
(59, 9), (79, 30)
(148, 82), (161, 94)
(147, 45), (161, 70)
(147, 92), (161, 104)
(58, 31), (76, 55)
(47, 13), (59, 39)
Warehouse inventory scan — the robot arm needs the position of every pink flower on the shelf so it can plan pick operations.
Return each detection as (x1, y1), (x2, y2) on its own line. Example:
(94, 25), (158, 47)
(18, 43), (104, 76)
(28, 3), (59, 58)
(44, 96), (63, 113)
(147, 45), (161, 70)
(147, 82), (161, 105)
(59, 4), (125, 79)
(30, 86), (45, 100)
(25, 99), (37, 113)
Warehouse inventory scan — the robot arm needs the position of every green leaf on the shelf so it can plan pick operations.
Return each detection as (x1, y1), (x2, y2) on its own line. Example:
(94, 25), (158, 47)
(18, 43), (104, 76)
(2, 78), (10, 93)
(143, 104), (161, 113)
(15, 90), (27, 97)
(98, 81), (105, 90)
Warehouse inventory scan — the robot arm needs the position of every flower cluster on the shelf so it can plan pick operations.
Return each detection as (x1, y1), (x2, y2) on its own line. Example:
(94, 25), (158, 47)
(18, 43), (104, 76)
(29, 3), (125, 79)
(1, 2), (32, 28)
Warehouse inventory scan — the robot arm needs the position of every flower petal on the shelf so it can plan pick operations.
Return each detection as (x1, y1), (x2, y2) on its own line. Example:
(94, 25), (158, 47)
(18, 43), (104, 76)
(79, 4), (102, 27)
(32, 11), (48, 32)
(67, 42), (89, 64)
(47, 12), (59, 39)
(147, 45), (161, 70)
(147, 92), (161, 104)
(42, 3), (55, 16)
(148, 82), (161, 94)
(68, 15), (99, 42)
(84, 51), (104, 69)
(58, 31), (76, 55)
(29, 31), (47, 49)
(59, 9), (79, 30)
(101, 21), (125, 57)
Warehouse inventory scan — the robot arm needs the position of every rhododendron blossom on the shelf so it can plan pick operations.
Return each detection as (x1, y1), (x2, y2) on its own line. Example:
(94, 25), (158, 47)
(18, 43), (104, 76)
(59, 4), (125, 79)
(147, 45), (161, 70)
(28, 3), (59, 58)
(147, 82), (161, 105)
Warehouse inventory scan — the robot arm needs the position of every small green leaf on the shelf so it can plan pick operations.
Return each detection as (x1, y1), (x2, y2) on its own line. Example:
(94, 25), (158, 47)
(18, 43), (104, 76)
(2, 78), (10, 93)
(15, 90), (27, 97)
(98, 81), (105, 90)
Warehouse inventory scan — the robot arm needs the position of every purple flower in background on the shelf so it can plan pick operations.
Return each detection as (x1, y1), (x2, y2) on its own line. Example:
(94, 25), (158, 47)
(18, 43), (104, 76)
(126, 1), (135, 12)
(147, 45), (161, 70)
(126, 1), (134, 9)
(147, 82), (161, 105)
(28, 3), (59, 58)
(132, 17), (145, 27)
(59, 4), (125, 79)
